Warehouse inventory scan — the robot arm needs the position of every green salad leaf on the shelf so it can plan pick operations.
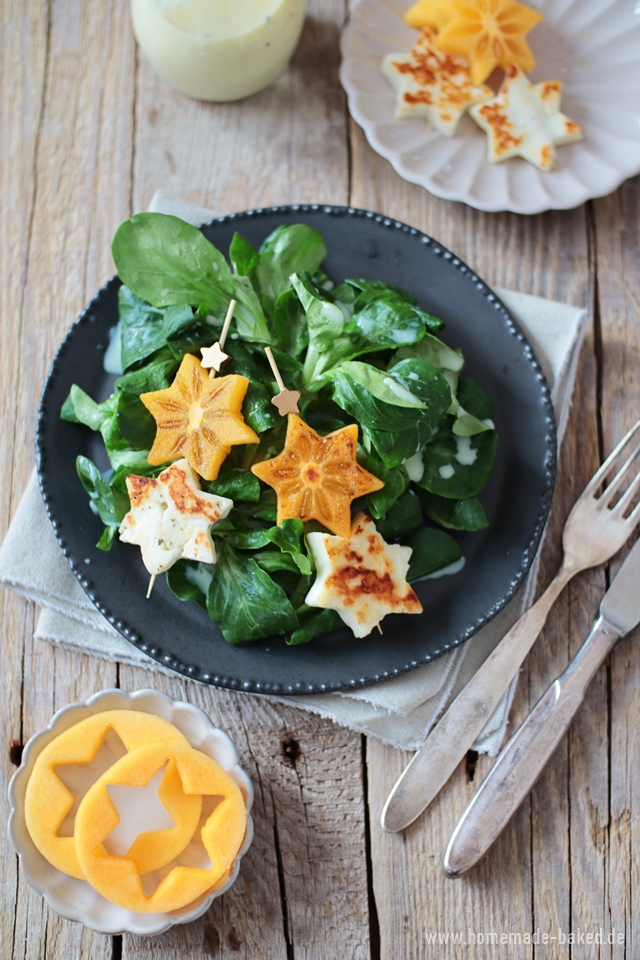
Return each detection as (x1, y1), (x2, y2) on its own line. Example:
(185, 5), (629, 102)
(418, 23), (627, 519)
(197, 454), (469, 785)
(254, 224), (327, 316)
(166, 560), (211, 610)
(206, 543), (299, 644)
(62, 214), (499, 645)
(75, 456), (130, 551)
(113, 213), (235, 314)
(406, 527), (462, 581)
(328, 359), (451, 468)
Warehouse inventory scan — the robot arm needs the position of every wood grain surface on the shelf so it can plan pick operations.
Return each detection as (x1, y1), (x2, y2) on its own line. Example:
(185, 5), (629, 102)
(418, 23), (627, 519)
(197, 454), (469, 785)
(2, 1), (638, 957)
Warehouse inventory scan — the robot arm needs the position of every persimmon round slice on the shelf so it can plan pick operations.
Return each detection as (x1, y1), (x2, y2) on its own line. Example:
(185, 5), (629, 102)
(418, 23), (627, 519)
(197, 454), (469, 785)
(24, 710), (200, 880)
(74, 742), (247, 913)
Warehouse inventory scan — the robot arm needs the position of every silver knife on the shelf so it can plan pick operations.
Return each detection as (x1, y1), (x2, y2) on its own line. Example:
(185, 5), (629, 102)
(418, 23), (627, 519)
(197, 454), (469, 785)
(443, 536), (640, 877)
(381, 585), (564, 833)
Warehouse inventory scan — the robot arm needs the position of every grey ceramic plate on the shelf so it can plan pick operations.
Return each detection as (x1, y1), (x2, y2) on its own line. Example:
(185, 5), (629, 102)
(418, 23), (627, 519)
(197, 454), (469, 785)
(36, 206), (556, 694)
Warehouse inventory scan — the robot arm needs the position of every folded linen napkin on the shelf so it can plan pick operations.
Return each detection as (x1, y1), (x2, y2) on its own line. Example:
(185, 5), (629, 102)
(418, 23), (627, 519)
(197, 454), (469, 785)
(0, 194), (587, 753)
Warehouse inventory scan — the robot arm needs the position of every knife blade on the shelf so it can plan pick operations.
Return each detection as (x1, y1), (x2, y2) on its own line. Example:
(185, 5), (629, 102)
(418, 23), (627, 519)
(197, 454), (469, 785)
(443, 536), (640, 877)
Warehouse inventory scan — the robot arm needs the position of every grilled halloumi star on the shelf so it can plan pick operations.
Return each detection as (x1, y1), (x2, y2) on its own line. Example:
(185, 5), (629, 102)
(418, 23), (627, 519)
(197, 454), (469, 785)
(469, 66), (583, 171)
(381, 28), (493, 137)
(305, 513), (422, 638)
(119, 459), (233, 576)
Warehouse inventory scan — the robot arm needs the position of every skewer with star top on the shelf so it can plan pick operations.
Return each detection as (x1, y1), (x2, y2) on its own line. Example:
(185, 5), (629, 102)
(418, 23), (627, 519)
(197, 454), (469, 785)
(200, 298), (236, 377)
(129, 298), (259, 597)
(251, 349), (385, 540)
(264, 346), (301, 416)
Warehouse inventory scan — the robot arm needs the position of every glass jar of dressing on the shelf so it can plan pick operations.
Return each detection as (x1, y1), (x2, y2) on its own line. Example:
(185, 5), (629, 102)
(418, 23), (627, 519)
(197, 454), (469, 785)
(131, 0), (305, 102)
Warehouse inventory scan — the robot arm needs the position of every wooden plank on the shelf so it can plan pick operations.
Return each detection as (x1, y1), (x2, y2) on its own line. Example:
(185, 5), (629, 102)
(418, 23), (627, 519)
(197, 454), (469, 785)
(131, 0), (349, 214)
(0, 0), (47, 511)
(4, 0), (134, 956)
(1, 1), (52, 956)
(3, 0), (638, 955)
(349, 121), (591, 306)
(526, 362), (601, 959)
(118, 667), (369, 960)
(592, 175), (640, 958)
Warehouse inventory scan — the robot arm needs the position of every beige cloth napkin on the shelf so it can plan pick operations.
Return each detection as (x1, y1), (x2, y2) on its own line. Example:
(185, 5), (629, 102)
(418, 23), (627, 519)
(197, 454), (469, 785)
(0, 193), (587, 753)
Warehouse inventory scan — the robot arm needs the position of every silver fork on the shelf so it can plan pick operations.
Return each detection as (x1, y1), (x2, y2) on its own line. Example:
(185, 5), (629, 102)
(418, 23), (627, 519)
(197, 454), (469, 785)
(382, 419), (640, 833)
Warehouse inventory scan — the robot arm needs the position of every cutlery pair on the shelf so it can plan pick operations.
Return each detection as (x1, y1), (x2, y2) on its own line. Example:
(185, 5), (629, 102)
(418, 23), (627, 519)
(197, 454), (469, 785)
(382, 420), (640, 865)
(444, 533), (640, 874)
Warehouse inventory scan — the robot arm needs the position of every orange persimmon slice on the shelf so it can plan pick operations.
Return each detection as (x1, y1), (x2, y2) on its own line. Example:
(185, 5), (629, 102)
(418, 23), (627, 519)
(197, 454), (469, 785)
(24, 710), (199, 880)
(251, 414), (384, 539)
(435, 0), (544, 86)
(405, 0), (453, 32)
(140, 353), (259, 481)
(74, 742), (247, 914)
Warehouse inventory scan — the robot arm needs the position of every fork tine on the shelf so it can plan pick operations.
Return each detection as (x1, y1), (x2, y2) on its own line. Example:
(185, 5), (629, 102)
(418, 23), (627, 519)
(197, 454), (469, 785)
(613, 465), (640, 517)
(583, 420), (640, 499)
(598, 443), (640, 507)
(624, 497), (640, 530)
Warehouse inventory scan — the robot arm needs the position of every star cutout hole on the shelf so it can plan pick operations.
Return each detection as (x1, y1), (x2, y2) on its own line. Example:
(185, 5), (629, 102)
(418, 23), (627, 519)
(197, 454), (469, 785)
(104, 764), (176, 857)
(54, 728), (128, 837)
(137, 793), (223, 895)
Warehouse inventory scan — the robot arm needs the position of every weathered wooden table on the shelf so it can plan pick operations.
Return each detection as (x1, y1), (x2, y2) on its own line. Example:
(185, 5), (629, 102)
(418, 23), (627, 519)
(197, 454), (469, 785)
(3, 2), (639, 957)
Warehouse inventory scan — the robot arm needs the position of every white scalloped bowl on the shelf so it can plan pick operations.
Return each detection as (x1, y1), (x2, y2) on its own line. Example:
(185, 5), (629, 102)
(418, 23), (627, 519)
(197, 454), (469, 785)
(340, 0), (640, 213)
(8, 688), (254, 937)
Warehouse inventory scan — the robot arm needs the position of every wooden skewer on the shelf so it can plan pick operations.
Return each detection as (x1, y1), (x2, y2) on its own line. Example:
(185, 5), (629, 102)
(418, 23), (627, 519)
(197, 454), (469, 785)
(219, 298), (236, 350)
(265, 346), (286, 392)
(147, 301), (238, 599)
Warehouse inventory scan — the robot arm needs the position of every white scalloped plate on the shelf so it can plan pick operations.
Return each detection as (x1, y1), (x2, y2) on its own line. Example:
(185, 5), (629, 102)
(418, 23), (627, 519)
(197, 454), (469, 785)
(340, 0), (640, 213)
(8, 689), (254, 937)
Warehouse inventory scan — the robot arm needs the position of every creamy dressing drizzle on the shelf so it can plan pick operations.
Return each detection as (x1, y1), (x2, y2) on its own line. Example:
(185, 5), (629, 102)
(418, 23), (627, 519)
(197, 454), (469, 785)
(403, 450), (424, 482)
(390, 327), (418, 344)
(383, 376), (420, 405)
(455, 435), (477, 466)
(412, 555), (466, 583)
(425, 556), (466, 579)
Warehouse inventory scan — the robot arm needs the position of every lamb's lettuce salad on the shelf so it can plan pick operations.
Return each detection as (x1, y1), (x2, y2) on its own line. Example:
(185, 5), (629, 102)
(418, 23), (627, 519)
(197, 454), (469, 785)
(61, 213), (498, 646)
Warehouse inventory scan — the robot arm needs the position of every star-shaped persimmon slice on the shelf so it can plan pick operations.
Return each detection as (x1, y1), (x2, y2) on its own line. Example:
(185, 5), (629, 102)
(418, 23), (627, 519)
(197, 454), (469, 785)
(405, 0), (454, 32)
(140, 353), (259, 481)
(435, 0), (543, 86)
(250, 415), (384, 539)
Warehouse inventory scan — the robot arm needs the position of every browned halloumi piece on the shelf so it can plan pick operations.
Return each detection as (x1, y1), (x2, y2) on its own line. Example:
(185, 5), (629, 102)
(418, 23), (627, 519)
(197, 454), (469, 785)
(469, 65), (582, 171)
(381, 28), (493, 137)
(305, 513), (422, 638)
(119, 459), (233, 575)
